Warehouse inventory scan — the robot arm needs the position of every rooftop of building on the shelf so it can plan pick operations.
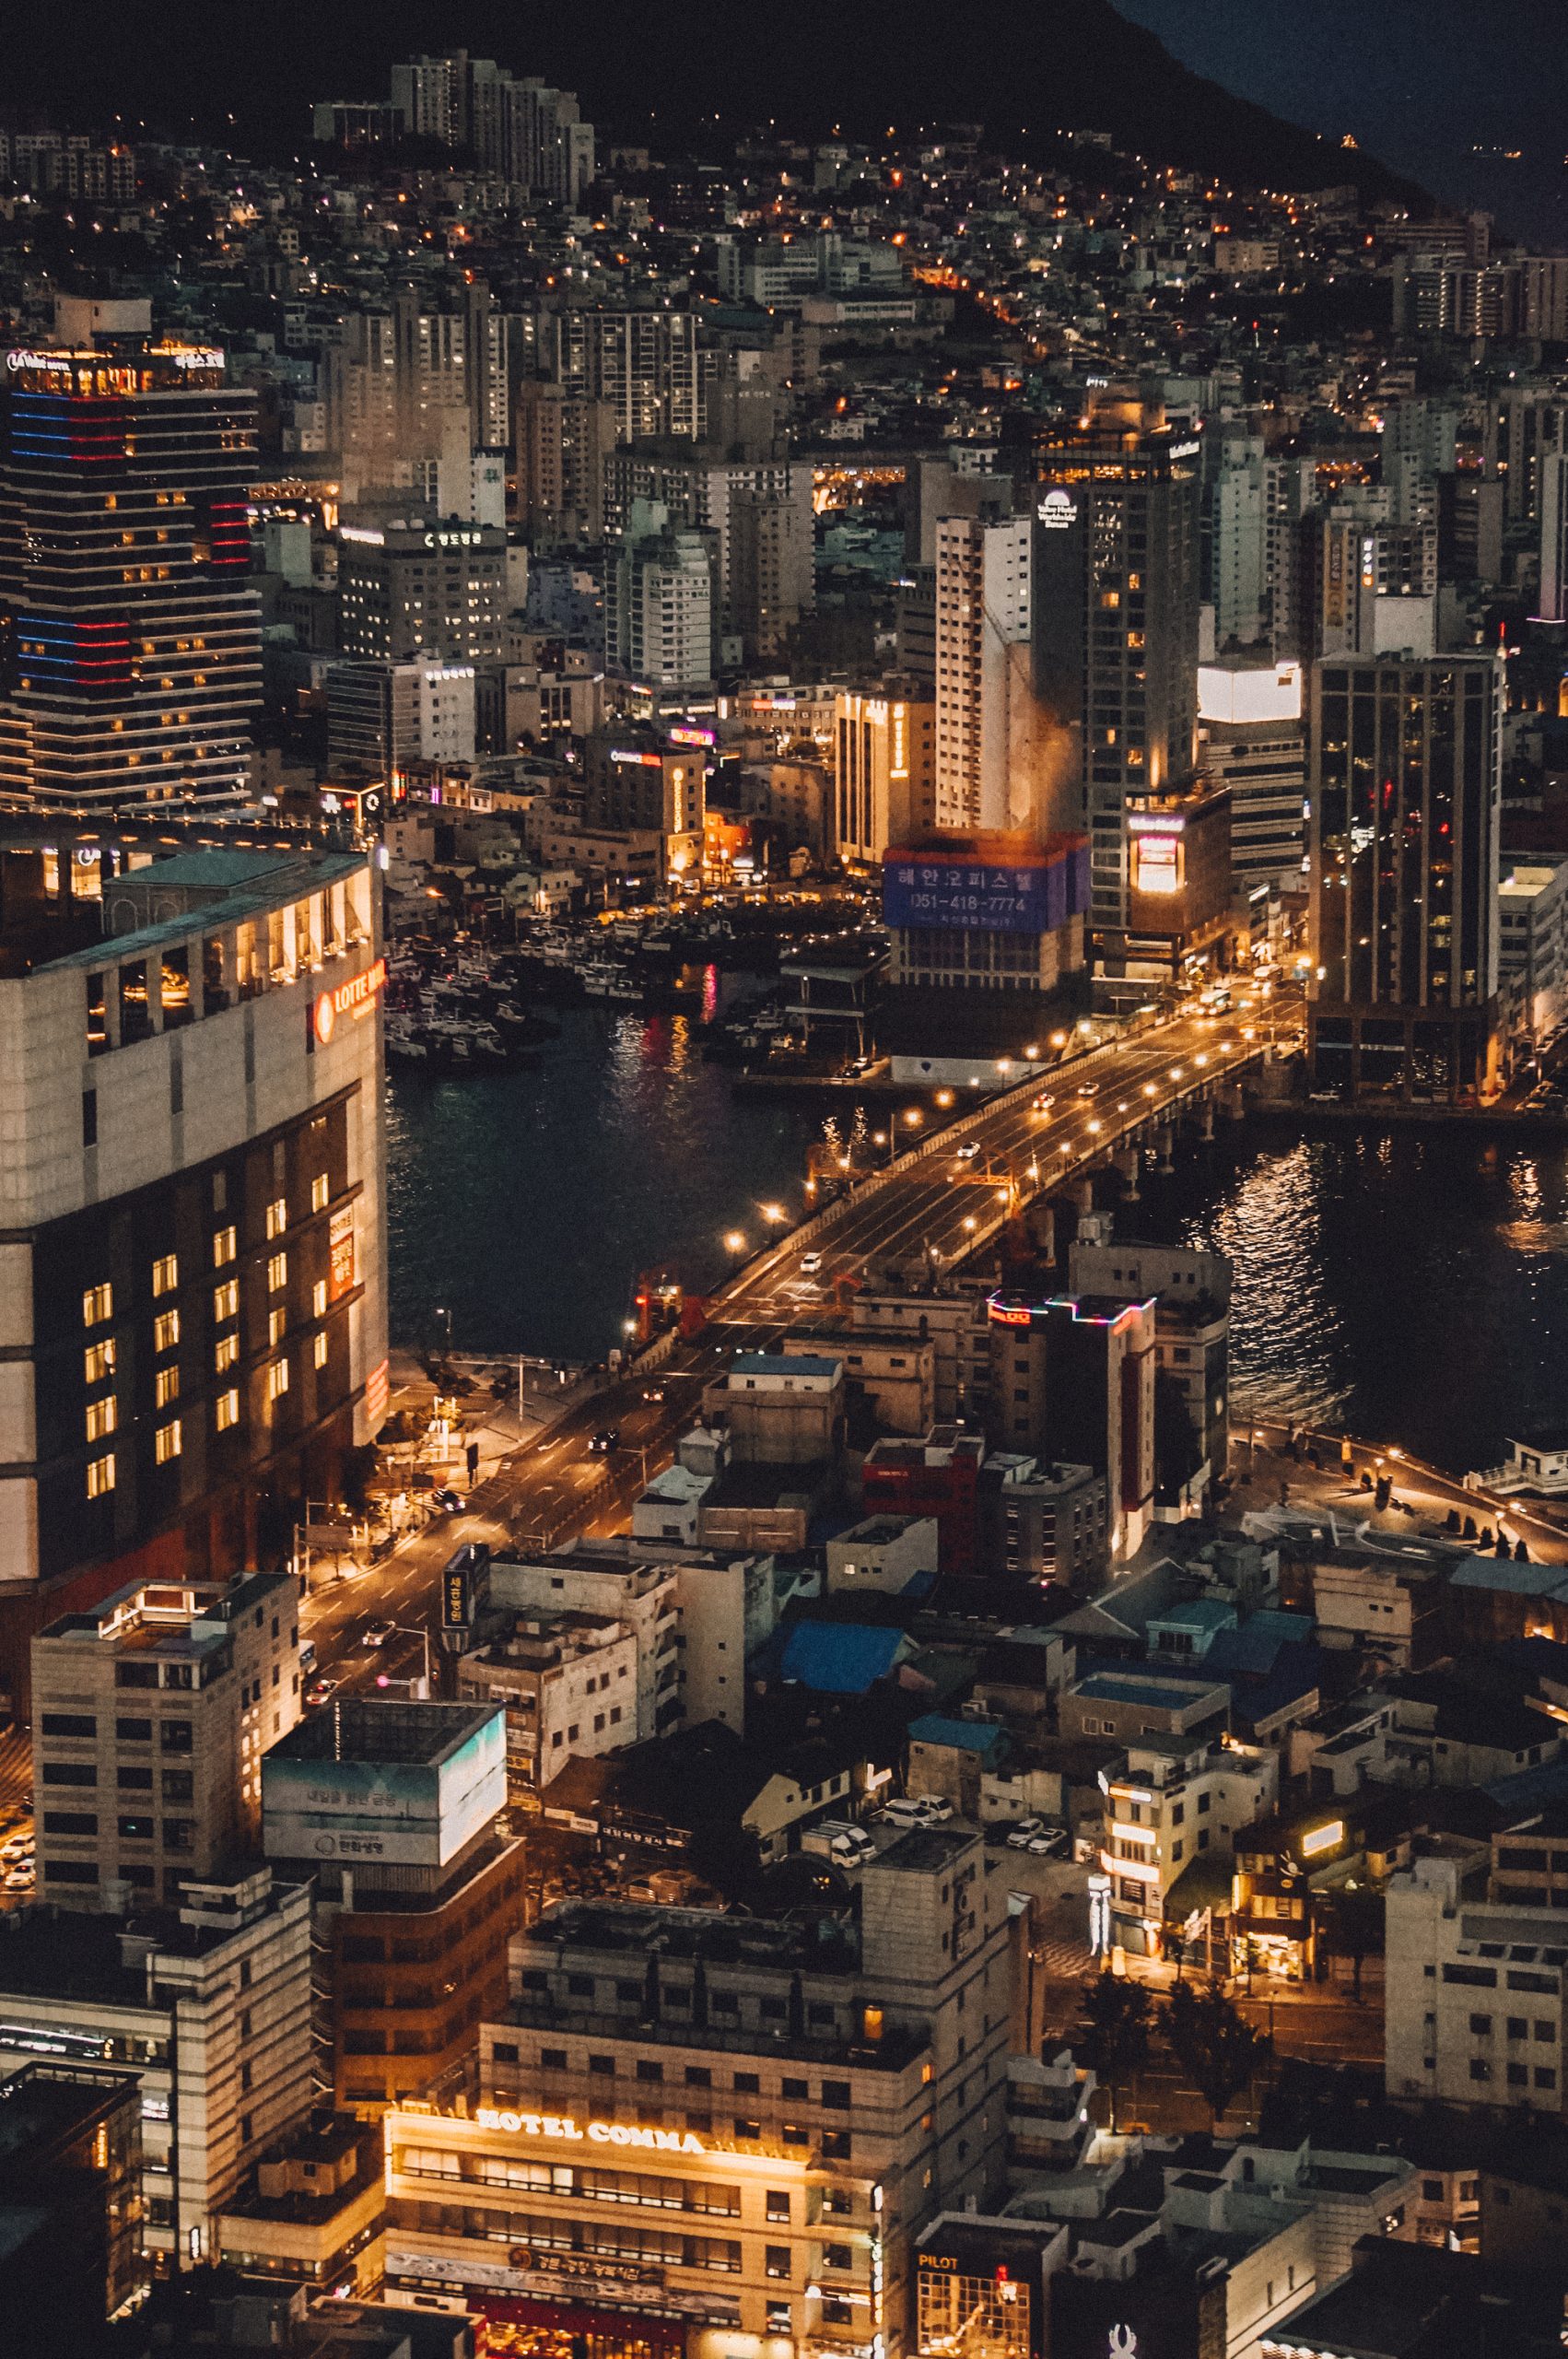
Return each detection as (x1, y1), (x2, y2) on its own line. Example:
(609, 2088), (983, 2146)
(0, 1871), (304, 2006)
(907, 1712), (1008, 1759)
(0, 2060), (139, 2164)
(832, 1514), (929, 1548)
(862, 1427), (986, 1473)
(39, 1567), (292, 1657)
(521, 1894), (857, 1974)
(264, 1696), (499, 1771)
(730, 1352), (842, 1379)
(0, 823), (368, 980)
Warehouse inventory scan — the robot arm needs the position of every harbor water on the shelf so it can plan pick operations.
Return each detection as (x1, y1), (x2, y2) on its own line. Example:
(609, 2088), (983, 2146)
(388, 1013), (1568, 1477)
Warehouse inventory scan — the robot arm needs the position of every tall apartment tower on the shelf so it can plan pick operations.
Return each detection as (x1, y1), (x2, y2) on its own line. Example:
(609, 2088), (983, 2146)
(605, 443), (813, 654)
(834, 687), (937, 863)
(31, 1568), (303, 1911)
(1539, 450), (1568, 624)
(544, 310), (704, 442)
(933, 511), (1033, 833)
(1204, 435), (1267, 650)
(0, 343), (262, 806)
(1309, 652), (1504, 1102)
(608, 500), (715, 692)
(514, 379), (618, 544)
(1031, 416), (1201, 929)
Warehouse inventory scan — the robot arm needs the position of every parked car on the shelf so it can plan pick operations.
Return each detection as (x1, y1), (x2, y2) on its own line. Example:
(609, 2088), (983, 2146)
(305, 1677), (341, 1708)
(1005, 1818), (1046, 1848)
(589, 1428), (620, 1455)
(877, 1796), (954, 1828)
(1025, 1828), (1071, 1859)
(362, 1620), (394, 1649)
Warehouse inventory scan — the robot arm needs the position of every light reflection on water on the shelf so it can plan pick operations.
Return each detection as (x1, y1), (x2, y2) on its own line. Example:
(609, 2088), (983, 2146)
(1138, 1127), (1568, 1475)
(387, 1019), (1568, 1480)
(385, 1003), (823, 1364)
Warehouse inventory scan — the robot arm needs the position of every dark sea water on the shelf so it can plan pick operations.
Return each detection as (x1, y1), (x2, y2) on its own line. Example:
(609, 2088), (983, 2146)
(388, 1015), (1568, 1477)
(385, 1000), (824, 1367)
(1131, 1123), (1568, 1477)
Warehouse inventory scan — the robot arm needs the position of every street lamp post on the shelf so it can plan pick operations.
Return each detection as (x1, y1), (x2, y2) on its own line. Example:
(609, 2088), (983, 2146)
(376, 1624), (435, 1696)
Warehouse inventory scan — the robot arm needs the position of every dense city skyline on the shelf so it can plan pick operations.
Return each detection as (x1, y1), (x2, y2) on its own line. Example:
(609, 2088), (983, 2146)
(5, 14), (1568, 2356)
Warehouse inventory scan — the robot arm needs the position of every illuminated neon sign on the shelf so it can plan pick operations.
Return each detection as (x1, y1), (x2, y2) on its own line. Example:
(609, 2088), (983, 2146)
(1131, 832), (1181, 896)
(313, 957), (386, 1047)
(989, 1303), (1034, 1328)
(1300, 1820), (1344, 1858)
(475, 2109), (706, 2154)
(1036, 489), (1078, 530)
(6, 348), (72, 374)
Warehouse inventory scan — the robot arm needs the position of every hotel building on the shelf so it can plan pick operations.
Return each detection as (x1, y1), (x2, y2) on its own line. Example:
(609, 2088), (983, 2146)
(0, 340), (261, 807)
(383, 1825), (1012, 2359)
(0, 821), (387, 1703)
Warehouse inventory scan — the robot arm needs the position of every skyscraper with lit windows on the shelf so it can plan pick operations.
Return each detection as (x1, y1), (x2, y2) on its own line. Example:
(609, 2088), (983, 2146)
(0, 341), (262, 807)
(1309, 651), (1504, 1102)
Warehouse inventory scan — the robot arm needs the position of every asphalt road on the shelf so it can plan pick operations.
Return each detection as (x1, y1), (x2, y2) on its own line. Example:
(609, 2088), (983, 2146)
(305, 991), (1300, 1684)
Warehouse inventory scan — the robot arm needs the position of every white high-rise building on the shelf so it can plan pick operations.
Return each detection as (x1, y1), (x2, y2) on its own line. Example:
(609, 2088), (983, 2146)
(933, 512), (1032, 833)
(1207, 439), (1267, 650)
(609, 500), (715, 692)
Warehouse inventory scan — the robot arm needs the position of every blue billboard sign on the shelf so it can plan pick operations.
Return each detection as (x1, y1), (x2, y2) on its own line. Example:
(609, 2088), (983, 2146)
(883, 845), (1088, 935)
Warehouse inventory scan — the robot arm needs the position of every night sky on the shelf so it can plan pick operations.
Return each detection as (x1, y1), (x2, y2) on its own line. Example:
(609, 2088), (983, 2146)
(1115, 0), (1568, 241)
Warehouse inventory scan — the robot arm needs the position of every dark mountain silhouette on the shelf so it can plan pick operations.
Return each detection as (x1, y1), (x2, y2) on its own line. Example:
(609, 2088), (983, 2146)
(7, 0), (1428, 206)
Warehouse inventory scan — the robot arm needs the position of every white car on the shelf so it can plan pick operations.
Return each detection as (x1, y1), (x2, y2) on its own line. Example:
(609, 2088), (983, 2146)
(1005, 1818), (1045, 1849)
(800, 1250), (823, 1275)
(1025, 1829), (1070, 1859)
(954, 1141), (980, 1163)
(4, 1865), (34, 1891)
(878, 1797), (954, 1828)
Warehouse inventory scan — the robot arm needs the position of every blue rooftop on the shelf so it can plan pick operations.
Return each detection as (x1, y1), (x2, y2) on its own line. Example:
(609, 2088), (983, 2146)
(1149, 1599), (1237, 1633)
(907, 1714), (1008, 1760)
(1205, 1613), (1315, 1679)
(779, 1621), (906, 1695)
